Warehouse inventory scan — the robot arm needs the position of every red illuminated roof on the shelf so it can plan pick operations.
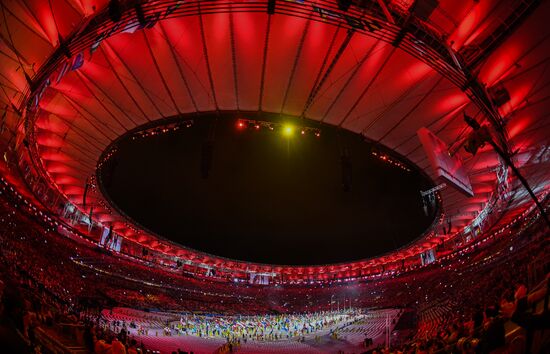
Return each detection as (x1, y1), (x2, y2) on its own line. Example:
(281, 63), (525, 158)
(0, 0), (548, 278)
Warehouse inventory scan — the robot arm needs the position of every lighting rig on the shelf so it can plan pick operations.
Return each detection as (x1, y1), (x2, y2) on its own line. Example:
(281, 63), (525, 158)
(97, 147), (118, 169)
(370, 148), (411, 172)
(462, 113), (550, 227)
(131, 119), (194, 140)
(235, 118), (321, 137)
(420, 183), (446, 216)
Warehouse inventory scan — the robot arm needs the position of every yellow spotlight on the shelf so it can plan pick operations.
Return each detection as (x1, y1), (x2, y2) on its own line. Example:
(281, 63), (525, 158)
(283, 125), (294, 136)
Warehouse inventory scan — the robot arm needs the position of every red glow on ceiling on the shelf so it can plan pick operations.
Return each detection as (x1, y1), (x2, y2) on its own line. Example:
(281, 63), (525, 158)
(45, 163), (72, 174)
(480, 45), (521, 86)
(36, 4), (59, 46)
(5, 71), (27, 93)
(497, 83), (532, 117)
(36, 133), (64, 148)
(36, 115), (70, 134)
(508, 116), (532, 140)
(39, 151), (71, 162)
(404, 61), (432, 84)
(473, 185), (494, 194)
(0, 0), (545, 274)
(447, 0), (497, 50)
(449, 11), (478, 50)
(63, 186), (83, 195)
(53, 175), (79, 185)
(438, 94), (468, 111)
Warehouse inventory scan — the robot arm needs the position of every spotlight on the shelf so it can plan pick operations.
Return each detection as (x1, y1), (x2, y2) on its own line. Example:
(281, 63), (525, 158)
(237, 121), (245, 129)
(283, 125), (294, 136)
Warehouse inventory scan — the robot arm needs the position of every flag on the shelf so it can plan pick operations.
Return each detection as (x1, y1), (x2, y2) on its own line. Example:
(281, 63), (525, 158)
(104, 225), (113, 246)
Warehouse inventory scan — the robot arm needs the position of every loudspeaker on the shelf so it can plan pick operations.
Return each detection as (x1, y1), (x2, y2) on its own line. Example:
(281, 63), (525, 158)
(464, 128), (490, 156)
(201, 141), (213, 179)
(489, 86), (510, 107)
(135, 3), (147, 26)
(267, 0), (276, 14)
(108, 0), (122, 23)
(337, 0), (352, 11)
(58, 34), (72, 59)
(341, 150), (352, 192)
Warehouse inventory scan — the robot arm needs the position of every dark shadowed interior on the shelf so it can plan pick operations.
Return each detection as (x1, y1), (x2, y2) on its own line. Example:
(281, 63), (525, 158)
(100, 114), (435, 264)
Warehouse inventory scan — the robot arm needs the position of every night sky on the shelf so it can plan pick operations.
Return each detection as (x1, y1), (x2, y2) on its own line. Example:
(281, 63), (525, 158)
(101, 113), (435, 265)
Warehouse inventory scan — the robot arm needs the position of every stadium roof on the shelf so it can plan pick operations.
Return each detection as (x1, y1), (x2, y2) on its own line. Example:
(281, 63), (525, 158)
(0, 0), (548, 275)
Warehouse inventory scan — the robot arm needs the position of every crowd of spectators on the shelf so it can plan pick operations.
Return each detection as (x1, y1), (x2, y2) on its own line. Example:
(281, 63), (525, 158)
(0, 185), (548, 353)
(365, 221), (549, 353)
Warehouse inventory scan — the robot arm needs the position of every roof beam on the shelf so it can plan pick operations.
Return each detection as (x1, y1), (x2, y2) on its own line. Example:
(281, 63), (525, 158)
(259, 14), (272, 110)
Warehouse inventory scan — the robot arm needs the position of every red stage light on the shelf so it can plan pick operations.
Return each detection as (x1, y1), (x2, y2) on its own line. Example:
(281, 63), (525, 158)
(237, 121), (245, 129)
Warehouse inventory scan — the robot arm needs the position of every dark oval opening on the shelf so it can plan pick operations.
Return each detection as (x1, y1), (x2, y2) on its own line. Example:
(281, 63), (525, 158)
(99, 112), (436, 265)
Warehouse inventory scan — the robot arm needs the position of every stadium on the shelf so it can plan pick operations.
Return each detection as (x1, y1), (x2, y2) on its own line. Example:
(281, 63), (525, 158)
(0, 0), (548, 353)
